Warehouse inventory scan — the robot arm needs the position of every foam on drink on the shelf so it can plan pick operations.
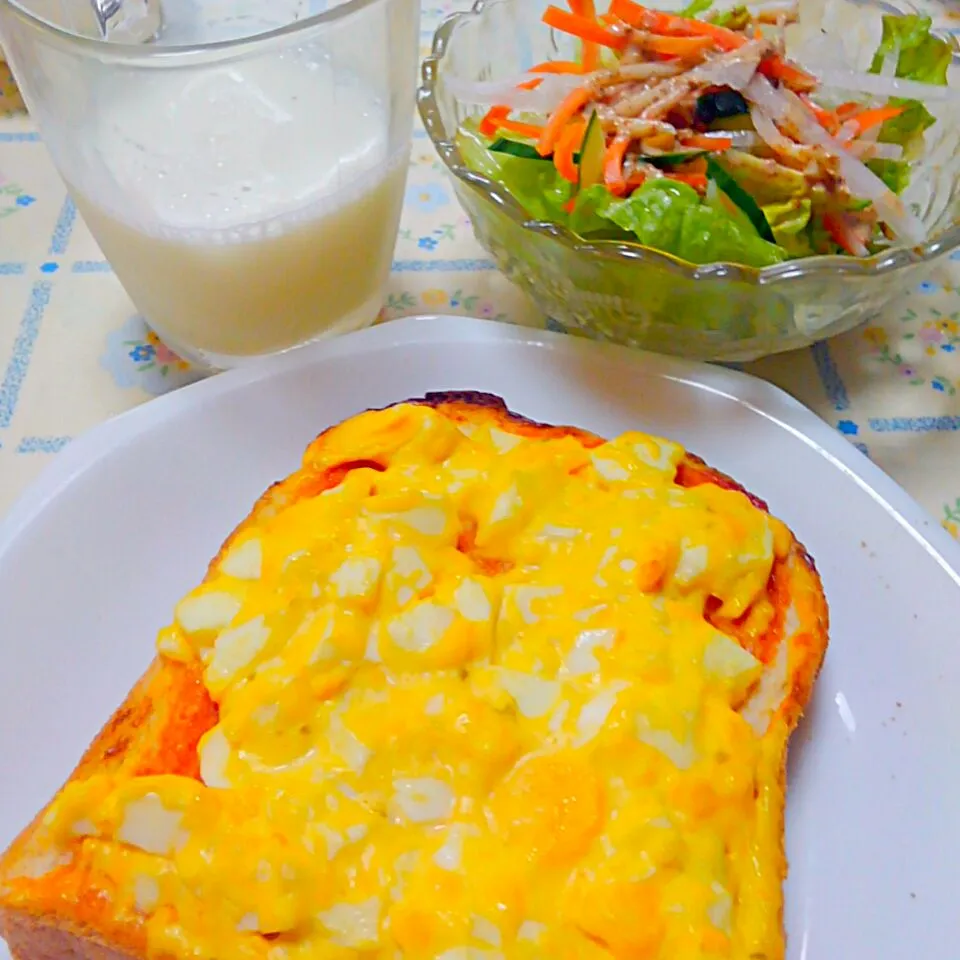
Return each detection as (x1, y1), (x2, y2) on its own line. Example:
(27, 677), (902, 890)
(69, 50), (408, 359)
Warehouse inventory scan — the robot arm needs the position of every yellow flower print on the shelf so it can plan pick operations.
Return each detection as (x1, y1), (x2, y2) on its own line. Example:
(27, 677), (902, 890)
(862, 326), (887, 347)
(943, 499), (960, 538)
(421, 289), (449, 307)
(939, 318), (959, 335)
(146, 329), (189, 371)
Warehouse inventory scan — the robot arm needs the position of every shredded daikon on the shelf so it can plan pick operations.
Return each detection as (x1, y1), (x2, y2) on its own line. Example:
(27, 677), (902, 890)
(689, 40), (766, 91)
(813, 68), (960, 104)
(750, 106), (797, 154)
(443, 72), (582, 111)
(744, 75), (927, 244)
(846, 141), (903, 161)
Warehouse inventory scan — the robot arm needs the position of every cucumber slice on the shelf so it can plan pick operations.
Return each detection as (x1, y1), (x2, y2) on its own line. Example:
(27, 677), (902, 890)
(710, 114), (755, 133)
(705, 157), (776, 243)
(644, 150), (708, 168)
(578, 111), (606, 190)
(489, 138), (545, 161)
(705, 179), (755, 235)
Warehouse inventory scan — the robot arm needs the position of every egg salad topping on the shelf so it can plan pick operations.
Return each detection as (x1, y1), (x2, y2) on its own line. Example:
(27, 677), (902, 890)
(37, 403), (793, 960)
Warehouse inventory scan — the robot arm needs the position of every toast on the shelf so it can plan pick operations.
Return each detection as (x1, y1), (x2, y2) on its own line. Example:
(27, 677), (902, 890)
(0, 391), (828, 960)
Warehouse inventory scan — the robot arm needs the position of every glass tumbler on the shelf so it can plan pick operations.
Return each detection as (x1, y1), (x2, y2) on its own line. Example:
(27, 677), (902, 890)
(0, 0), (420, 368)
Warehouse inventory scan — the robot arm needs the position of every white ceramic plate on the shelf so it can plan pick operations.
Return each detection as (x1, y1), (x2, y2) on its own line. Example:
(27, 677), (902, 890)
(1, 315), (958, 958)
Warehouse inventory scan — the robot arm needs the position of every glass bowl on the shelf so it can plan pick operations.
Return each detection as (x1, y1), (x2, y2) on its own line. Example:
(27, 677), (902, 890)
(418, 0), (960, 361)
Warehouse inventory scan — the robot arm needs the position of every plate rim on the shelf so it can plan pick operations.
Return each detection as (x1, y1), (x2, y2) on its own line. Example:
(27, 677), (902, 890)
(2, 314), (959, 585)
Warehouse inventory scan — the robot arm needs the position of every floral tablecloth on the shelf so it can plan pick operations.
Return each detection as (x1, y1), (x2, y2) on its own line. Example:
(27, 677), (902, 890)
(3, 0), (960, 538)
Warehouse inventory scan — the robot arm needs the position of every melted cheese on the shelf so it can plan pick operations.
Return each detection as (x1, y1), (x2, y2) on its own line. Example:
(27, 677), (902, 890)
(37, 403), (794, 960)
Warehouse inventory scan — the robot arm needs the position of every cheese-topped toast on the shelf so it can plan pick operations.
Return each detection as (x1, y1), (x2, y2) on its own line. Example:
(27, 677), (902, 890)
(0, 391), (828, 960)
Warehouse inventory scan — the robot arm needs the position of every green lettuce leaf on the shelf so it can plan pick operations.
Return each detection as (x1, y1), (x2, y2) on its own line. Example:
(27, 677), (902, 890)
(709, 5), (750, 29)
(458, 124), (786, 267)
(762, 199), (813, 258)
(455, 123), (504, 179)
(879, 99), (936, 148)
(676, 204), (785, 267)
(593, 181), (694, 250)
(568, 184), (625, 236)
(869, 14), (951, 88)
(866, 158), (912, 195)
(497, 161), (574, 222)
(867, 14), (951, 193)
(572, 180), (786, 267)
(713, 150), (806, 204)
(455, 123), (574, 223)
(679, 0), (713, 17)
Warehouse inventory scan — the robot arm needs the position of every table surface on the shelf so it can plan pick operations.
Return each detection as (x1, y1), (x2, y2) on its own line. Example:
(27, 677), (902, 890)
(3, 0), (960, 537)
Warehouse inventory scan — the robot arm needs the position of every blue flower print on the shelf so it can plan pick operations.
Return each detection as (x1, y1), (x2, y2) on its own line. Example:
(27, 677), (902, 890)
(15, 195), (35, 207)
(406, 182), (450, 214)
(129, 343), (155, 363)
(101, 314), (205, 396)
(418, 236), (439, 251)
(837, 420), (859, 436)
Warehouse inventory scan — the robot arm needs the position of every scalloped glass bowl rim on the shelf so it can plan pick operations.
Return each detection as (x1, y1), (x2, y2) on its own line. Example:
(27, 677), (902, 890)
(418, 0), (960, 284)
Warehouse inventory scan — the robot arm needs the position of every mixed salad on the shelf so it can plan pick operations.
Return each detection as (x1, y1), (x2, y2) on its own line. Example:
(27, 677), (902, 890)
(452, 0), (954, 268)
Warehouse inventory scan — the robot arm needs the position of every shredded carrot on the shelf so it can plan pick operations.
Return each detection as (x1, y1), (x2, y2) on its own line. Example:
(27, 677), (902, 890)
(537, 85), (593, 155)
(627, 172), (647, 190)
(822, 211), (866, 255)
(566, 0), (601, 70)
(691, 20), (747, 52)
(581, 40), (600, 71)
(554, 120), (587, 183)
(645, 33), (715, 56)
(822, 212), (849, 252)
(676, 155), (708, 175)
(844, 104), (905, 135)
(608, 0), (663, 30)
(543, 5), (628, 50)
(645, 131), (676, 151)
(757, 55), (816, 91)
(666, 172), (708, 191)
(563, 196), (578, 213)
(517, 77), (544, 90)
(479, 105), (510, 137)
(681, 134), (733, 152)
(494, 118), (547, 139)
(798, 94), (839, 134)
(610, 0), (746, 52)
(604, 136), (632, 196)
(530, 60), (587, 74)
(836, 101), (861, 120)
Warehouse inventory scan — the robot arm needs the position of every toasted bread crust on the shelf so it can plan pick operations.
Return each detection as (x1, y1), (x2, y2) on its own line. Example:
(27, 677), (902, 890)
(2, 911), (137, 960)
(0, 391), (828, 960)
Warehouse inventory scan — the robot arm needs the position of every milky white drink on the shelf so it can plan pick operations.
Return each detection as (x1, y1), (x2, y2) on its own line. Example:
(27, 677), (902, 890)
(68, 52), (408, 360)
